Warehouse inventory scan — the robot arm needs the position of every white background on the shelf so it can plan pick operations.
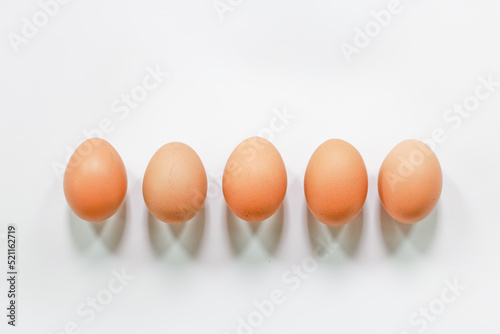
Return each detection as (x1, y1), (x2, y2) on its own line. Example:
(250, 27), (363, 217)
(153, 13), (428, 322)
(1, 0), (500, 333)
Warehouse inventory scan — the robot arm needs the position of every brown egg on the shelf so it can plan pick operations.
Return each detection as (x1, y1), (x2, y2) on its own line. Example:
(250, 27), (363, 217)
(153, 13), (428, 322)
(143, 142), (207, 224)
(223, 137), (287, 222)
(378, 139), (442, 224)
(64, 138), (127, 222)
(304, 139), (368, 226)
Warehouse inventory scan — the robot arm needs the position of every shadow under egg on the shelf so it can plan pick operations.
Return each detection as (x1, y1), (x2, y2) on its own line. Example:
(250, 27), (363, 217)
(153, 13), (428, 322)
(147, 206), (206, 260)
(225, 204), (284, 260)
(379, 202), (439, 259)
(306, 205), (364, 262)
(68, 199), (128, 254)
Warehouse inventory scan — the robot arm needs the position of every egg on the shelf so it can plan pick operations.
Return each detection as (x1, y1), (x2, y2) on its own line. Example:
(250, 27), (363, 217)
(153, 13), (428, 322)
(64, 138), (127, 222)
(304, 139), (368, 226)
(223, 137), (287, 222)
(378, 139), (442, 224)
(143, 142), (207, 224)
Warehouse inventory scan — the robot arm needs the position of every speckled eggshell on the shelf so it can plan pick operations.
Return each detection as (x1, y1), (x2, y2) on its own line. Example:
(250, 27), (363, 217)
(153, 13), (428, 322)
(378, 139), (442, 224)
(64, 138), (127, 222)
(223, 137), (287, 222)
(143, 142), (207, 224)
(304, 139), (368, 226)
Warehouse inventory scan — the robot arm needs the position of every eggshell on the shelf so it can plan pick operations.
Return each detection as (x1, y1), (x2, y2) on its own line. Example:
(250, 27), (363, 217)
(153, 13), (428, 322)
(304, 139), (368, 226)
(64, 138), (127, 222)
(143, 142), (207, 224)
(223, 137), (287, 222)
(378, 139), (442, 224)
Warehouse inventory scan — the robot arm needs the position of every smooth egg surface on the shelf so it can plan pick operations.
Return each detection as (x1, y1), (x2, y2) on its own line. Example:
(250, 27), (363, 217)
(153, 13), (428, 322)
(304, 139), (368, 226)
(378, 139), (442, 224)
(64, 138), (127, 222)
(223, 137), (287, 222)
(143, 142), (207, 224)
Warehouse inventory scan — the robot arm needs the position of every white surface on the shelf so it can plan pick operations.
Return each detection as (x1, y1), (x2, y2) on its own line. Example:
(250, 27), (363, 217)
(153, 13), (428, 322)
(1, 0), (500, 333)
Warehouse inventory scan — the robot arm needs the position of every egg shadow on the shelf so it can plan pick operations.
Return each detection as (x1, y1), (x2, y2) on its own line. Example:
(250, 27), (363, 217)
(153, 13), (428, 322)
(68, 199), (127, 253)
(147, 206), (205, 259)
(226, 204), (284, 259)
(379, 202), (439, 258)
(306, 205), (364, 261)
